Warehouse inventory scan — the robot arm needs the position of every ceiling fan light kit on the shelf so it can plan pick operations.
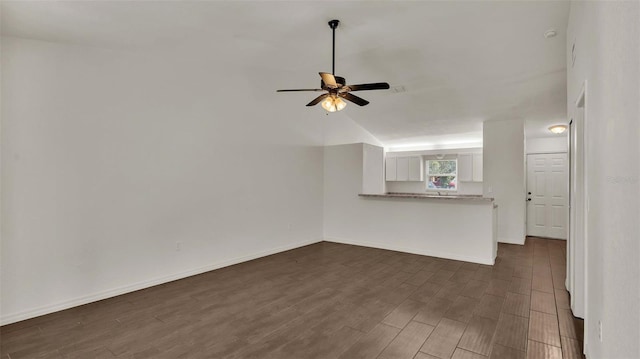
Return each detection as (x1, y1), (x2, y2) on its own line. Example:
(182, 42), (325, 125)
(322, 95), (347, 112)
(277, 19), (390, 113)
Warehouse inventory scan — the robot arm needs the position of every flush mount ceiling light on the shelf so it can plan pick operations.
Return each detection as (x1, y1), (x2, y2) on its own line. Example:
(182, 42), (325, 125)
(277, 20), (390, 112)
(548, 124), (568, 134)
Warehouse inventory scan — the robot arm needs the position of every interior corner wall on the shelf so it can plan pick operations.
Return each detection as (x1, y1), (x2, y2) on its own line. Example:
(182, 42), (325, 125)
(323, 143), (364, 243)
(0, 37), (325, 325)
(567, 2), (640, 358)
(482, 119), (526, 244)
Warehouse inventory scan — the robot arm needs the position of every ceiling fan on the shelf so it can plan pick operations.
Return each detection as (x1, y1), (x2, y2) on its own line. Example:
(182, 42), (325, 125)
(277, 19), (390, 112)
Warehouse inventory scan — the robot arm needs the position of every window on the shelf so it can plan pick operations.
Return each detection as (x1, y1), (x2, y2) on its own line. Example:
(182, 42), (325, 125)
(426, 159), (457, 191)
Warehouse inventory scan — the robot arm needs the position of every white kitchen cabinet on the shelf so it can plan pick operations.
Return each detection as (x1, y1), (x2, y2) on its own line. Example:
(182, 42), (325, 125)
(458, 153), (483, 182)
(408, 157), (424, 181)
(385, 157), (397, 181)
(458, 154), (473, 182)
(386, 156), (423, 182)
(472, 153), (483, 182)
(396, 157), (409, 181)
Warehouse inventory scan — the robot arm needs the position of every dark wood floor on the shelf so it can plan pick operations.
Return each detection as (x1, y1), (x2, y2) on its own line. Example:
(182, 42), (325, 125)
(1, 237), (584, 359)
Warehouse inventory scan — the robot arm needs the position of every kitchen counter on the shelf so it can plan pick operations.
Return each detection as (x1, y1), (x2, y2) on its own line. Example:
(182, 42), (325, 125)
(359, 192), (494, 201)
(325, 143), (497, 265)
(349, 191), (498, 264)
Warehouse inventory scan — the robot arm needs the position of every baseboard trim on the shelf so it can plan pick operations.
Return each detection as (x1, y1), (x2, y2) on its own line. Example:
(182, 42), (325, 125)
(324, 237), (495, 265)
(0, 238), (323, 326)
(498, 236), (525, 245)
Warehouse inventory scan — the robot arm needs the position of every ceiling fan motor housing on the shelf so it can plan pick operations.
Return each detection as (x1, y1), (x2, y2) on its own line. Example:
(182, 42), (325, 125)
(321, 76), (346, 90)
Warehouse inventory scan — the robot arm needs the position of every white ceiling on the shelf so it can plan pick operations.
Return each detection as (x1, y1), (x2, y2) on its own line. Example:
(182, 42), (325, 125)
(1, 1), (570, 147)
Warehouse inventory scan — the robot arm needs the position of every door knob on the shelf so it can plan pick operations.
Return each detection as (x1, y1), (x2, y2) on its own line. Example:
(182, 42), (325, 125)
(527, 198), (531, 201)
(528, 192), (531, 195)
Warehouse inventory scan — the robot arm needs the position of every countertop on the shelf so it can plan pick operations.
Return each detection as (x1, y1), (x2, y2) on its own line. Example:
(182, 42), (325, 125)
(358, 192), (494, 202)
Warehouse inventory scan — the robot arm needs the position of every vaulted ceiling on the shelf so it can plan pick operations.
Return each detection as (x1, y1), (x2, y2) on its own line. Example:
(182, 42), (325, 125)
(1, 1), (570, 148)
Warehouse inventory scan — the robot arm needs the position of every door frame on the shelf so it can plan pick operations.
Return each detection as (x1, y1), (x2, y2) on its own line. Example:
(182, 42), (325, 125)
(568, 81), (588, 335)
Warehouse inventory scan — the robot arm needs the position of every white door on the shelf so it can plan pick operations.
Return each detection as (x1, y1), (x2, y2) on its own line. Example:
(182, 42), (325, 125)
(526, 153), (568, 239)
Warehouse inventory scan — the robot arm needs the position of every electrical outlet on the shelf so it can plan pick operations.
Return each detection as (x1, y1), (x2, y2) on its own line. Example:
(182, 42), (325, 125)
(598, 320), (603, 342)
(176, 241), (182, 252)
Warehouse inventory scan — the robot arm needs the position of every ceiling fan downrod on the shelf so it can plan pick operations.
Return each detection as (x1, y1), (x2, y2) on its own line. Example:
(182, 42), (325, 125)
(328, 19), (339, 75)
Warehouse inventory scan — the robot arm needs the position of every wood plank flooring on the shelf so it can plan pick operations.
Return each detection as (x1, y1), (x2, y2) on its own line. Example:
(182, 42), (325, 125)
(0, 237), (585, 358)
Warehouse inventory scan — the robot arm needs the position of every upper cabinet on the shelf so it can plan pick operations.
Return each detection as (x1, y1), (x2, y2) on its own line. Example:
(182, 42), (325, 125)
(458, 154), (473, 182)
(386, 156), (423, 182)
(458, 153), (483, 182)
(396, 157), (409, 181)
(385, 157), (397, 181)
(472, 153), (483, 182)
(408, 157), (423, 181)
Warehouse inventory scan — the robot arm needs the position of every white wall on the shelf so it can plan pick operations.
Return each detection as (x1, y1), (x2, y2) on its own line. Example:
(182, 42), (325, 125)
(567, 2), (640, 358)
(324, 144), (496, 265)
(385, 148), (484, 195)
(362, 144), (385, 194)
(526, 136), (568, 154)
(323, 112), (383, 147)
(0, 37), (326, 324)
(483, 119), (526, 244)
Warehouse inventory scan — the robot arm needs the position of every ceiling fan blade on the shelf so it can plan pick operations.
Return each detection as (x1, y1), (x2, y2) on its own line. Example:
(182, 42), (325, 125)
(277, 89), (324, 92)
(345, 82), (390, 92)
(319, 72), (338, 89)
(306, 93), (329, 106)
(340, 92), (370, 106)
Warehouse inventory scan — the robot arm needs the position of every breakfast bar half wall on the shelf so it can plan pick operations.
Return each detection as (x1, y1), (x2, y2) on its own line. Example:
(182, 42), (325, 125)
(324, 143), (498, 265)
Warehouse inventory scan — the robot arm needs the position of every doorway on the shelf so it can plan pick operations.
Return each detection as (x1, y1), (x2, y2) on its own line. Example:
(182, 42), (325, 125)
(526, 153), (568, 239)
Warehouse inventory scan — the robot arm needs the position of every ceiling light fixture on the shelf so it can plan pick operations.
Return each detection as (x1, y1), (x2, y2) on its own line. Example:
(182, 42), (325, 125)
(548, 124), (567, 134)
(276, 20), (390, 112)
(321, 95), (347, 112)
